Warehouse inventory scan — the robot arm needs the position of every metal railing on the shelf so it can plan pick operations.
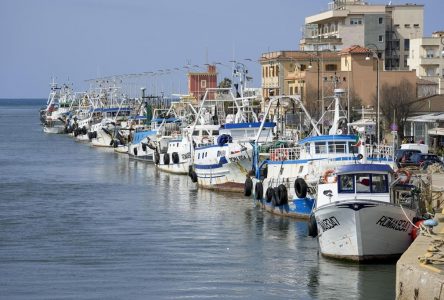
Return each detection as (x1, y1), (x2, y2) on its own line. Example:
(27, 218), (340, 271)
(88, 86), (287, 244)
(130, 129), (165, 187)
(269, 147), (301, 161)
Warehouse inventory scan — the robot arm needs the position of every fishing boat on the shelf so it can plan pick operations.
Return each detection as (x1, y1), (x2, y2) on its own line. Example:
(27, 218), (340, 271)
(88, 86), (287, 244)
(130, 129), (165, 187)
(188, 85), (275, 192)
(251, 89), (395, 219)
(311, 163), (421, 261)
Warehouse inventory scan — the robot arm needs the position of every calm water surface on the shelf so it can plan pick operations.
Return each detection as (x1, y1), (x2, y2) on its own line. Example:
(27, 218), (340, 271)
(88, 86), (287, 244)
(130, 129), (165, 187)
(0, 99), (395, 299)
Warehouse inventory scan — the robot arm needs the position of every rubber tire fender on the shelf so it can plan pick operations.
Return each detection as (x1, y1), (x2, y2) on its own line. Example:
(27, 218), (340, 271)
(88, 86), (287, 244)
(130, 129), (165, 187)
(277, 184), (288, 205)
(163, 153), (170, 165)
(254, 181), (263, 200)
(265, 187), (274, 203)
(244, 177), (253, 196)
(308, 214), (318, 237)
(190, 171), (198, 183)
(294, 178), (308, 199)
(172, 152), (180, 164)
(154, 152), (160, 164)
(272, 187), (280, 206)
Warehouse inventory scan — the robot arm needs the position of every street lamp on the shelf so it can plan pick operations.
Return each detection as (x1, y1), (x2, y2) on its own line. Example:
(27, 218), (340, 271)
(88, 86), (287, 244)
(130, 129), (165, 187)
(308, 54), (322, 131)
(365, 44), (380, 145)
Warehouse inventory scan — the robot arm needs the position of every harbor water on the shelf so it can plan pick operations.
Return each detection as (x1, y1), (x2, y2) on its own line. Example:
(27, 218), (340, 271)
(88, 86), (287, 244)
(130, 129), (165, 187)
(0, 99), (395, 299)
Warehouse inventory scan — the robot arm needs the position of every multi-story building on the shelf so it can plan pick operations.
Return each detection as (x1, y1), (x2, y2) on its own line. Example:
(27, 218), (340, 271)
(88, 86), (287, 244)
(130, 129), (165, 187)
(408, 31), (444, 95)
(187, 65), (217, 102)
(300, 0), (423, 70)
(260, 46), (416, 113)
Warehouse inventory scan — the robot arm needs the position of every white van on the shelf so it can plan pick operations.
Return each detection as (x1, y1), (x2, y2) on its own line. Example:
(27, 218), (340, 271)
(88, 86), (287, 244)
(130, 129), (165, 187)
(400, 143), (429, 154)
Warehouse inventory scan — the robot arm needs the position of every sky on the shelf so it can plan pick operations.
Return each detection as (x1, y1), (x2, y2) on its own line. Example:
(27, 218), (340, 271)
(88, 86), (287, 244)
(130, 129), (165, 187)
(1, 0), (442, 98)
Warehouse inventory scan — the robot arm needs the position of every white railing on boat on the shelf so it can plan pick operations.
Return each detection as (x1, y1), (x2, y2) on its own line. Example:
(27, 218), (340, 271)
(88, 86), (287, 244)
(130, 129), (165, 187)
(365, 144), (394, 160)
(269, 147), (301, 161)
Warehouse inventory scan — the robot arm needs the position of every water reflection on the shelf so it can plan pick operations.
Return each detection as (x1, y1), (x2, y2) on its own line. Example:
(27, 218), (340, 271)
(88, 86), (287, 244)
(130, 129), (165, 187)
(0, 102), (396, 299)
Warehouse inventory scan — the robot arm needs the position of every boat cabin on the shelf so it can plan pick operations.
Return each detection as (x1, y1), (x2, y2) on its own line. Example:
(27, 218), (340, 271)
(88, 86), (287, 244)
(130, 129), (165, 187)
(316, 164), (393, 208)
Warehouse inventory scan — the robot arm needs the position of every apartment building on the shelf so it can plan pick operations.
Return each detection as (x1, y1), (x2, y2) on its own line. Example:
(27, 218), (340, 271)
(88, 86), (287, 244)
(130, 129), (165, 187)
(408, 31), (444, 95)
(300, 0), (423, 70)
(260, 46), (416, 110)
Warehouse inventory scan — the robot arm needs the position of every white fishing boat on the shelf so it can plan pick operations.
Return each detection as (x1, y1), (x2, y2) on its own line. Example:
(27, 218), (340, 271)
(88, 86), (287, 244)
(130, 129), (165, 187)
(128, 128), (157, 161)
(188, 85), (275, 192)
(251, 90), (395, 219)
(154, 99), (220, 175)
(311, 163), (421, 261)
(43, 117), (66, 134)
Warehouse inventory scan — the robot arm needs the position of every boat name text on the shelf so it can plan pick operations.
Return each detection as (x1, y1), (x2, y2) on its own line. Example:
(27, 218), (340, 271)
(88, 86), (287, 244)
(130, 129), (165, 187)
(376, 216), (410, 232)
(318, 216), (340, 232)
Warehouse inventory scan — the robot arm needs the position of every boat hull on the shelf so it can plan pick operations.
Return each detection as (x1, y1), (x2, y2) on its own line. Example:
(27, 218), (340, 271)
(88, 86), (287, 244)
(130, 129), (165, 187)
(194, 143), (253, 193)
(43, 126), (65, 134)
(257, 198), (314, 219)
(314, 200), (416, 261)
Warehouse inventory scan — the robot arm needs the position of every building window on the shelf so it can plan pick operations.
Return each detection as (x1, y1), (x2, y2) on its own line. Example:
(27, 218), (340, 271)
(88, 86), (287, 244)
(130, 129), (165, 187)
(426, 49), (435, 58)
(350, 18), (362, 25)
(201, 80), (207, 89)
(404, 39), (410, 51)
(394, 24), (400, 28)
(404, 24), (410, 28)
(378, 35), (384, 42)
(414, 24), (420, 28)
(325, 64), (337, 71)
(378, 17), (383, 24)
(300, 64), (307, 71)
(289, 87), (293, 95)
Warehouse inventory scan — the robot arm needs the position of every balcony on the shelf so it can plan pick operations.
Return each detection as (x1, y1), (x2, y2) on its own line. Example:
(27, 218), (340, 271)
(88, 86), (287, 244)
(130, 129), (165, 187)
(419, 56), (443, 66)
(301, 36), (342, 45)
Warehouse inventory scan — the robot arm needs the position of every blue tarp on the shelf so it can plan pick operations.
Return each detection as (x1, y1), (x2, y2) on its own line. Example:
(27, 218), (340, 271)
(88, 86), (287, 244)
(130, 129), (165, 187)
(132, 130), (156, 144)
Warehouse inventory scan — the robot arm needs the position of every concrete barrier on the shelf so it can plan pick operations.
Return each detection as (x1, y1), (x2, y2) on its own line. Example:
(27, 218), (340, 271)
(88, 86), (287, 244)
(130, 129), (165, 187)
(396, 213), (444, 299)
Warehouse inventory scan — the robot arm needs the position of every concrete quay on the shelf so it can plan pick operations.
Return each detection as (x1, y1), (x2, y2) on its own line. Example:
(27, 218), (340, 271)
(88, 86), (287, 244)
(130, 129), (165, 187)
(396, 173), (444, 300)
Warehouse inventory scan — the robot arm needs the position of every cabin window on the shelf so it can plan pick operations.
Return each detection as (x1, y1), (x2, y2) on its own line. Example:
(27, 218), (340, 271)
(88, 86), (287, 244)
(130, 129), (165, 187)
(371, 174), (388, 193)
(356, 174), (371, 193)
(328, 141), (346, 153)
(212, 130), (219, 135)
(338, 175), (354, 193)
(198, 153), (200, 159)
(177, 143), (179, 147)
(315, 142), (327, 154)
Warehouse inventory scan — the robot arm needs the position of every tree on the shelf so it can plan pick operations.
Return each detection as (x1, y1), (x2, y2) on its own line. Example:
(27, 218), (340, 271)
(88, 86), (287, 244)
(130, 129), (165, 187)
(218, 77), (232, 89)
(375, 79), (419, 139)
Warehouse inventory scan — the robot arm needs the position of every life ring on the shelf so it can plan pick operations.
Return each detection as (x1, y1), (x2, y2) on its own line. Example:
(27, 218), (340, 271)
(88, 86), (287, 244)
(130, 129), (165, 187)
(395, 169), (411, 184)
(322, 169), (337, 184)
(244, 177), (253, 196)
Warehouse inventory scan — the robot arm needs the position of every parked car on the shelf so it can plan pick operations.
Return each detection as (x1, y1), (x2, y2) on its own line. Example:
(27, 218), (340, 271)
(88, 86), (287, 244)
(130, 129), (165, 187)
(394, 149), (421, 167)
(409, 153), (443, 169)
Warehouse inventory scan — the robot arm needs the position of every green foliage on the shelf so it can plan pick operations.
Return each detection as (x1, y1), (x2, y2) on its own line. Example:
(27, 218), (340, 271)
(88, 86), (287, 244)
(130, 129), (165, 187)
(218, 77), (232, 89)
